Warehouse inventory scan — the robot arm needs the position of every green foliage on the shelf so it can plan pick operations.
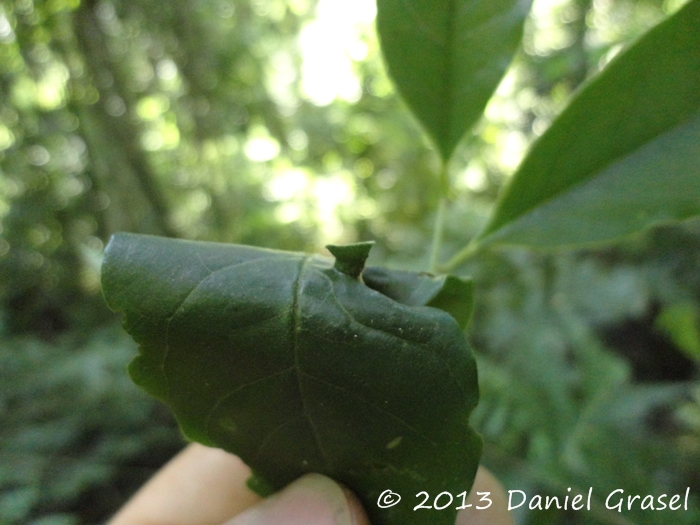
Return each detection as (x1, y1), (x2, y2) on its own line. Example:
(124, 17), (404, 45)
(3, 0), (700, 523)
(0, 326), (182, 524)
(473, 0), (700, 251)
(467, 227), (700, 525)
(102, 232), (481, 525)
(102, 1), (700, 524)
(376, 0), (533, 162)
(656, 303), (700, 363)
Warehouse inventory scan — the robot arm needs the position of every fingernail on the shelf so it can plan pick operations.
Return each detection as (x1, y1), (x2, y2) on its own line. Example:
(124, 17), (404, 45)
(224, 474), (362, 525)
(341, 486), (367, 525)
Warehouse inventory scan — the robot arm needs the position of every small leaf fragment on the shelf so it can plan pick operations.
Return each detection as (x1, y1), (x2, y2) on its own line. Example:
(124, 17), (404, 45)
(326, 241), (374, 279)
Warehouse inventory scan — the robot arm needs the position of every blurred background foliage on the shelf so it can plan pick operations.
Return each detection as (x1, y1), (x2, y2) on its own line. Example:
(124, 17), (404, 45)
(0, 0), (698, 523)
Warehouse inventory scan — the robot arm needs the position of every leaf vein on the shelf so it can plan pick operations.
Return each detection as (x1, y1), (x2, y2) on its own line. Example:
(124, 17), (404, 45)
(162, 257), (292, 397)
(292, 257), (332, 469)
(320, 271), (470, 406)
(299, 370), (438, 446)
(394, 0), (446, 45)
(253, 414), (306, 461)
(204, 366), (296, 438)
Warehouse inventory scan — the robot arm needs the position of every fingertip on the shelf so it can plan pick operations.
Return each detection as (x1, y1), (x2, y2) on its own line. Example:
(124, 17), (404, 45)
(340, 485), (371, 525)
(456, 466), (515, 525)
(108, 443), (261, 525)
(224, 474), (370, 525)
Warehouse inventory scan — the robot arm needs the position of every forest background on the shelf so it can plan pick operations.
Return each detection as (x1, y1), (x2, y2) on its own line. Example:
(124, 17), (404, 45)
(1, 0), (699, 523)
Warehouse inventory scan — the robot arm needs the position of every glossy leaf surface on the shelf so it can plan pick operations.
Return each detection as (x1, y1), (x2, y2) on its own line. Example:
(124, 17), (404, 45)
(376, 0), (534, 161)
(102, 233), (481, 525)
(476, 0), (700, 249)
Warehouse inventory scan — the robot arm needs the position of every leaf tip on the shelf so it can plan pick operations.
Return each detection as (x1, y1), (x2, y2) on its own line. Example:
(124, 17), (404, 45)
(326, 241), (375, 279)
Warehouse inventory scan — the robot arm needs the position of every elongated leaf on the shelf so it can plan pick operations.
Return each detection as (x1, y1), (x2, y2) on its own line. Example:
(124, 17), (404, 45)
(102, 233), (481, 525)
(376, 0), (534, 162)
(476, 0), (700, 249)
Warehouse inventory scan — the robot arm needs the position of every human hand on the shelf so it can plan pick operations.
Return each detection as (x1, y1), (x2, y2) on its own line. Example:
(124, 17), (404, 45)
(108, 443), (514, 525)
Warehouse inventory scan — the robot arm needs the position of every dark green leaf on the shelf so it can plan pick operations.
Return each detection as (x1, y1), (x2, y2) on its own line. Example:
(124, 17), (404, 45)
(362, 267), (475, 330)
(101, 233), (481, 525)
(476, 0), (700, 249)
(376, 0), (534, 161)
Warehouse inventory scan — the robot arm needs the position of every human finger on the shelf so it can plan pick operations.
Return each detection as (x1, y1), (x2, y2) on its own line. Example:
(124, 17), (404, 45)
(107, 443), (262, 525)
(457, 466), (515, 525)
(222, 473), (370, 525)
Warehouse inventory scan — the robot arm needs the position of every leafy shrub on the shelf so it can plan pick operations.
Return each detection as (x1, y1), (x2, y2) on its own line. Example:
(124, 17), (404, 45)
(0, 326), (182, 524)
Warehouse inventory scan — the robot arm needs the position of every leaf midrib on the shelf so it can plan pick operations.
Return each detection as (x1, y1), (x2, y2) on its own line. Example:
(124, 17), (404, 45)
(321, 271), (472, 405)
(437, 0), (457, 152)
(482, 113), (700, 244)
(482, 3), (700, 239)
(292, 256), (331, 470)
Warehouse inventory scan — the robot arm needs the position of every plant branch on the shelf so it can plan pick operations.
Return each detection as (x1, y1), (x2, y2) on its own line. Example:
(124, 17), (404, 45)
(429, 197), (447, 273)
(440, 240), (481, 273)
(428, 164), (450, 273)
